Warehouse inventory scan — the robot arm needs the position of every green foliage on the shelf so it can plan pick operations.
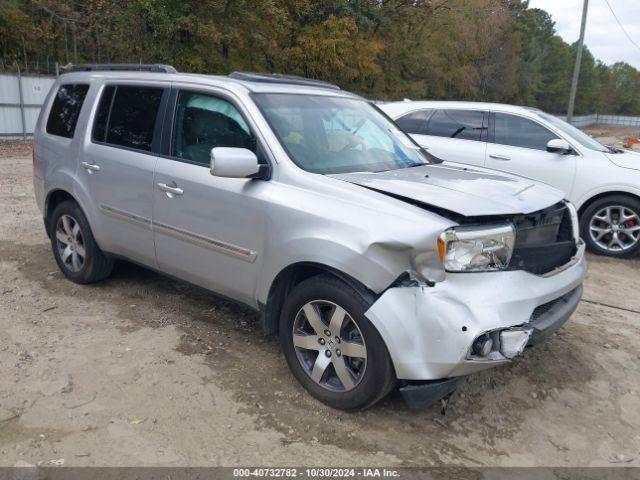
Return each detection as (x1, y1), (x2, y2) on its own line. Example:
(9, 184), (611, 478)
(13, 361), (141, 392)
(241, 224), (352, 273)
(2, 0), (638, 114)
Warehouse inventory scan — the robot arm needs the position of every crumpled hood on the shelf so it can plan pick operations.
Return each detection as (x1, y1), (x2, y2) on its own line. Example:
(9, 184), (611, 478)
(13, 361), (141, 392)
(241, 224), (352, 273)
(605, 150), (640, 171)
(329, 163), (565, 217)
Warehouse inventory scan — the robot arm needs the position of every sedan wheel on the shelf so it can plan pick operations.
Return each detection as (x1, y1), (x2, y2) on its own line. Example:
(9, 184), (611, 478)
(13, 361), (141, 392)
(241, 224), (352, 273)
(292, 300), (367, 392)
(588, 205), (640, 253)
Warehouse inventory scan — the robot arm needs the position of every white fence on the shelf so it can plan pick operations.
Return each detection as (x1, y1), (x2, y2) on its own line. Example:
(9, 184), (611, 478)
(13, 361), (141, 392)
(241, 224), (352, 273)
(2, 78), (640, 140)
(0, 72), (56, 139)
(560, 113), (640, 128)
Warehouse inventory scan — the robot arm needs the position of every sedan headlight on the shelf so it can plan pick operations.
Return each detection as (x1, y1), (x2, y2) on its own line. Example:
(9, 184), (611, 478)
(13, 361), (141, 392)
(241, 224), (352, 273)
(437, 224), (515, 272)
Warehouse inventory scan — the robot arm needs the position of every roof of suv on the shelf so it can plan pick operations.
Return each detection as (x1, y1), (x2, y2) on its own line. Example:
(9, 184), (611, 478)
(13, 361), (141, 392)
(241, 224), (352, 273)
(57, 69), (360, 99)
(381, 100), (541, 117)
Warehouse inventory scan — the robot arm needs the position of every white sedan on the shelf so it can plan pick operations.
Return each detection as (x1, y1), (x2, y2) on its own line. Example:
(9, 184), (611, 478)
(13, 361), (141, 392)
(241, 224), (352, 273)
(381, 100), (640, 258)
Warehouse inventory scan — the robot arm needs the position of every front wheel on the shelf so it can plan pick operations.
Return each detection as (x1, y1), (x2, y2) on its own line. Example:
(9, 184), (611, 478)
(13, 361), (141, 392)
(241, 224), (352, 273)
(580, 195), (640, 258)
(279, 274), (396, 411)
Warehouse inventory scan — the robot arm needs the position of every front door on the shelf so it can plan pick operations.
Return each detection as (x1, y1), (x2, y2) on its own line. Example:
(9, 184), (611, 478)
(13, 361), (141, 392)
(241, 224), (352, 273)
(152, 88), (268, 306)
(485, 112), (577, 196)
(399, 109), (488, 168)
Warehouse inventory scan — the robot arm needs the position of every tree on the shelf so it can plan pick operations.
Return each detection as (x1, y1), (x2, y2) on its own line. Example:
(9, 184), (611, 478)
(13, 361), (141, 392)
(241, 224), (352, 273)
(1, 0), (639, 114)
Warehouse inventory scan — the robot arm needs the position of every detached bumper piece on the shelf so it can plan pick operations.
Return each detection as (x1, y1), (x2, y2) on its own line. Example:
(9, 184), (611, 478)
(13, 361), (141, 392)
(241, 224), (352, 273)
(500, 328), (532, 358)
(469, 284), (583, 361)
(399, 377), (463, 409)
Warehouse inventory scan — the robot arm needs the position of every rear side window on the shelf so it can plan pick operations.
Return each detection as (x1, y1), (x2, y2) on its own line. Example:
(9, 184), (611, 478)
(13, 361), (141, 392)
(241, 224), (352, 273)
(492, 113), (559, 151)
(427, 109), (486, 141)
(395, 109), (432, 135)
(46, 84), (89, 138)
(91, 85), (164, 152)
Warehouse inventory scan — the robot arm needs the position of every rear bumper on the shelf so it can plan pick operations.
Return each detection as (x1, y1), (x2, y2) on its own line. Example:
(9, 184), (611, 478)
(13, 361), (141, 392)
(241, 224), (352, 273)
(365, 241), (586, 381)
(33, 173), (45, 215)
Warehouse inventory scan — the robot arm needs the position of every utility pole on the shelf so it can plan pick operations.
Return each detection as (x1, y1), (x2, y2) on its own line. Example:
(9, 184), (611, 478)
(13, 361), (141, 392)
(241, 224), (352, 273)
(567, 0), (589, 123)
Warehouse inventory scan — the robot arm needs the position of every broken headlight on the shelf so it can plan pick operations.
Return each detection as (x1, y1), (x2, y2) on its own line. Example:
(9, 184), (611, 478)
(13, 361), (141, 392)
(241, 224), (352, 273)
(437, 224), (515, 272)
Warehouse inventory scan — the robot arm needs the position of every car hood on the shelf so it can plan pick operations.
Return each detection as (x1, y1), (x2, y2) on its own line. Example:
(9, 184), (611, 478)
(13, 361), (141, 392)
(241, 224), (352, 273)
(605, 150), (640, 171)
(329, 163), (565, 217)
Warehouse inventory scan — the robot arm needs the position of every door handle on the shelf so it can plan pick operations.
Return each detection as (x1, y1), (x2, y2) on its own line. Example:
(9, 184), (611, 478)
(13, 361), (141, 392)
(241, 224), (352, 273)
(489, 154), (511, 161)
(81, 161), (101, 172)
(157, 182), (184, 196)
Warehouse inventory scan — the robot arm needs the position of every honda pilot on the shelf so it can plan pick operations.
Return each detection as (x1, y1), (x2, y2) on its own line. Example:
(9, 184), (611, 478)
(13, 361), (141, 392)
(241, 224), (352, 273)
(33, 66), (586, 410)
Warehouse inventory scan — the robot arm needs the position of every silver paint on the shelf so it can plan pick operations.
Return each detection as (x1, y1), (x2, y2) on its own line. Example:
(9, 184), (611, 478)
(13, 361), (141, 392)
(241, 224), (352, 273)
(34, 70), (587, 383)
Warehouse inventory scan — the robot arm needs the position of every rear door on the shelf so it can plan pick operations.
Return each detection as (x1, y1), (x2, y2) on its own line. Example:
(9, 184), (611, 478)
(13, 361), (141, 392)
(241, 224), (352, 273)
(396, 108), (488, 167)
(152, 86), (269, 306)
(81, 82), (168, 267)
(485, 112), (577, 195)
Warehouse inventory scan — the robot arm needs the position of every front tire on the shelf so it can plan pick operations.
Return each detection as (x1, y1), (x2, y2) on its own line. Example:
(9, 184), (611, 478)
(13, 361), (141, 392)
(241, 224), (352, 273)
(279, 274), (396, 411)
(49, 200), (114, 284)
(580, 195), (640, 258)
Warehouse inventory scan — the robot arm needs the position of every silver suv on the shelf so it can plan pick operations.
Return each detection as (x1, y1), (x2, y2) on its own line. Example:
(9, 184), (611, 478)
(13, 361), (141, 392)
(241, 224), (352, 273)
(34, 65), (586, 411)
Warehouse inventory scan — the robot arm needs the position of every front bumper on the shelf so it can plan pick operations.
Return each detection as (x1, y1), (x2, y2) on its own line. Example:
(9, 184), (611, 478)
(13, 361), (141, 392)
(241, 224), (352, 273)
(365, 241), (586, 381)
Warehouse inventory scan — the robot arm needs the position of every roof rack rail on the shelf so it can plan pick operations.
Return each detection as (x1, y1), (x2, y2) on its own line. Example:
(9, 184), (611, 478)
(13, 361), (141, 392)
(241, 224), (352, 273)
(66, 63), (177, 73)
(228, 72), (340, 90)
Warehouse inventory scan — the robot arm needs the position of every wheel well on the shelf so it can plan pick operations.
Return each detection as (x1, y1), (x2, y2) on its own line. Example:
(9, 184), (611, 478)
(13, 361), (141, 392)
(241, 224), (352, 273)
(260, 263), (376, 336)
(578, 191), (640, 217)
(44, 190), (76, 237)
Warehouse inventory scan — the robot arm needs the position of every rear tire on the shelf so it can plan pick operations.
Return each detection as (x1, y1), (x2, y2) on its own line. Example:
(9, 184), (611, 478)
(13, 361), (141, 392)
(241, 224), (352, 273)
(279, 274), (396, 411)
(580, 195), (640, 258)
(49, 200), (113, 284)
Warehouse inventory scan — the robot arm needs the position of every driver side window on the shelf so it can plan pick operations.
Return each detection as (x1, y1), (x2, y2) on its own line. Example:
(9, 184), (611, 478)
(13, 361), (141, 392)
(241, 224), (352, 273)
(492, 113), (559, 151)
(171, 91), (256, 165)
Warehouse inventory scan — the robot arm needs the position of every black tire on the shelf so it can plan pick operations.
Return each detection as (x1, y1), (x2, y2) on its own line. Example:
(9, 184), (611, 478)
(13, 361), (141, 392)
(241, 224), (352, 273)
(580, 195), (640, 258)
(279, 274), (396, 411)
(49, 200), (114, 284)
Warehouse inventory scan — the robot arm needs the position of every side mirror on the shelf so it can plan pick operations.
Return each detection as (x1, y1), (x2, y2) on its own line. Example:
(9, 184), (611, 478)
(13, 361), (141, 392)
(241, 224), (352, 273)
(210, 147), (268, 179)
(546, 139), (574, 155)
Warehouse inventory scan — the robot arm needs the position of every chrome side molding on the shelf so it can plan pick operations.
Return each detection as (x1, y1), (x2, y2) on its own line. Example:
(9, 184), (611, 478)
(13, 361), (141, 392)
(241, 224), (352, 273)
(153, 221), (258, 263)
(100, 204), (151, 228)
(99, 204), (258, 263)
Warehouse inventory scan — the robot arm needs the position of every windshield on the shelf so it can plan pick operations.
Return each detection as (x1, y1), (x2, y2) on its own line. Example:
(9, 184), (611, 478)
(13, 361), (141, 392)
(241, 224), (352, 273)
(536, 111), (609, 152)
(253, 93), (432, 174)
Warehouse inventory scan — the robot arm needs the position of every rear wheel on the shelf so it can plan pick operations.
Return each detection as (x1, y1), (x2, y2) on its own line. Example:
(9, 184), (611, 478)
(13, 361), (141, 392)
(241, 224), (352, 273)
(580, 195), (640, 258)
(279, 274), (395, 411)
(49, 200), (114, 283)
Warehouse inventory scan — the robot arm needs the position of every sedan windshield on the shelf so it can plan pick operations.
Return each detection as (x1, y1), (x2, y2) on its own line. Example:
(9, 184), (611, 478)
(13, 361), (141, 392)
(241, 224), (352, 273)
(253, 93), (432, 174)
(536, 111), (609, 152)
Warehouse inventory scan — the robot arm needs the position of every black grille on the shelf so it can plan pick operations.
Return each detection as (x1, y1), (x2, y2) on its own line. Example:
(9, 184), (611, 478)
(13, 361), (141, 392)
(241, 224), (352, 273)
(530, 295), (566, 322)
(509, 202), (576, 275)
(529, 286), (580, 323)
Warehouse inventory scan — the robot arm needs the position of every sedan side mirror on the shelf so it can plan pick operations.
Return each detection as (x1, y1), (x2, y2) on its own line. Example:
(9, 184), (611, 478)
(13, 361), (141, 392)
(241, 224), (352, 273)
(210, 147), (270, 179)
(546, 139), (574, 155)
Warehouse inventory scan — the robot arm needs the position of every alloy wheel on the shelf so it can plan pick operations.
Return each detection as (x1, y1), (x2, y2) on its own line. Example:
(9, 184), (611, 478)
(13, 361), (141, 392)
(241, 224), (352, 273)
(589, 205), (640, 252)
(292, 300), (367, 392)
(55, 214), (86, 272)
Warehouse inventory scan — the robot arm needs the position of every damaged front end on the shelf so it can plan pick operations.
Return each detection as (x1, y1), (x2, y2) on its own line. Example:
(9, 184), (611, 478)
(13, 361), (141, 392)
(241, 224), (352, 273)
(364, 235), (585, 408)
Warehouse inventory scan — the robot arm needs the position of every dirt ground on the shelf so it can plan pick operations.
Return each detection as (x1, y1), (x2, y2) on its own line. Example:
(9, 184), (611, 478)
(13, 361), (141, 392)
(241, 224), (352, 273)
(583, 124), (640, 149)
(1, 140), (640, 468)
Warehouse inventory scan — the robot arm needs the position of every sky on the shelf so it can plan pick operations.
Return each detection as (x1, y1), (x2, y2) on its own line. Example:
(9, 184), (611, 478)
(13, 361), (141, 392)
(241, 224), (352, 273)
(528, 0), (640, 68)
